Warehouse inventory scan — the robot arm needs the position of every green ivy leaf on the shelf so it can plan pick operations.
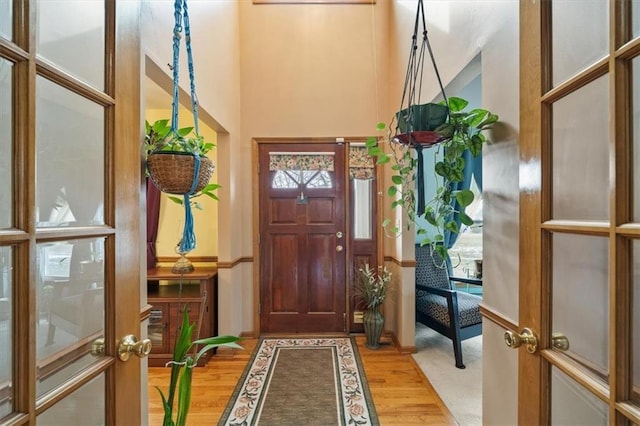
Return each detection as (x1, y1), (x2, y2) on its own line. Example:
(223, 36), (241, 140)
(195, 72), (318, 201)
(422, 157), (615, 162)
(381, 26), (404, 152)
(388, 186), (397, 197)
(445, 220), (459, 233)
(434, 161), (447, 177)
(381, 218), (390, 228)
(459, 211), (474, 226)
(391, 175), (403, 185)
(365, 137), (378, 147)
(448, 96), (469, 112)
(455, 189), (475, 207)
(376, 122), (386, 131)
(376, 154), (390, 165)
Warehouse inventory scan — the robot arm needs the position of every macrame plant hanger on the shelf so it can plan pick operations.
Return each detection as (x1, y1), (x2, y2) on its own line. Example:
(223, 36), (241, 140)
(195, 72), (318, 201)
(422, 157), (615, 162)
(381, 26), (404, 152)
(171, 0), (200, 256)
(394, 0), (448, 216)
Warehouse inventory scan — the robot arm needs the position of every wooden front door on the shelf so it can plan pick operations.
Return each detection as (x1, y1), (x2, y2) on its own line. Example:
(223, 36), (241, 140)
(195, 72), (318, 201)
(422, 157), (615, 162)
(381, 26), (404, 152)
(259, 143), (347, 333)
(1, 1), (143, 424)
(519, 1), (640, 424)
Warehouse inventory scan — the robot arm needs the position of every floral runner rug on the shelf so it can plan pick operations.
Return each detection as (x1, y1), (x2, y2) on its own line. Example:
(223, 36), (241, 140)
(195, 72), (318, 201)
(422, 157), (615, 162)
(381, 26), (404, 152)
(217, 337), (379, 426)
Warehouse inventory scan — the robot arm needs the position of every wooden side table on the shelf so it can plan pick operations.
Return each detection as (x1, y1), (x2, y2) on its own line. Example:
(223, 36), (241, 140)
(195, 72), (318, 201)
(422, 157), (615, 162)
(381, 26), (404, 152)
(146, 267), (217, 367)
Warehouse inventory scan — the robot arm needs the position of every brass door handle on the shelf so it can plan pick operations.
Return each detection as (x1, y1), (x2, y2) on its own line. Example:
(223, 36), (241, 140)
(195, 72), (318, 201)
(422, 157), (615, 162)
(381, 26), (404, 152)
(118, 334), (152, 361)
(504, 327), (538, 354)
(336, 245), (343, 252)
(551, 332), (570, 351)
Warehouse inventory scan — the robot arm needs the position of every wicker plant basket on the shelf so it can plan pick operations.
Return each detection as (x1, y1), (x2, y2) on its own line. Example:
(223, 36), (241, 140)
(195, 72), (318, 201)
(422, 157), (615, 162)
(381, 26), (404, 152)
(147, 152), (214, 195)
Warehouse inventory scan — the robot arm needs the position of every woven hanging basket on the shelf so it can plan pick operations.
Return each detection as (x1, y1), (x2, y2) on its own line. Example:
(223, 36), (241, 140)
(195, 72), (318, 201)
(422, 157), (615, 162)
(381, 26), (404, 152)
(147, 151), (214, 195)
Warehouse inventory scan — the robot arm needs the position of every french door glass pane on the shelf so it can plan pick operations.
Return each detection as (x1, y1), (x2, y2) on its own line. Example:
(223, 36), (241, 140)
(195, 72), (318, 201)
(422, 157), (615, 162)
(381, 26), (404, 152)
(35, 238), (105, 397)
(633, 57), (640, 222)
(552, 234), (609, 380)
(633, 240), (640, 406)
(634, 0), (640, 39)
(37, 373), (105, 425)
(36, 0), (105, 90)
(0, 0), (10, 40)
(551, 366), (608, 425)
(0, 247), (12, 419)
(551, 0), (608, 86)
(36, 76), (104, 228)
(552, 75), (609, 220)
(0, 59), (11, 229)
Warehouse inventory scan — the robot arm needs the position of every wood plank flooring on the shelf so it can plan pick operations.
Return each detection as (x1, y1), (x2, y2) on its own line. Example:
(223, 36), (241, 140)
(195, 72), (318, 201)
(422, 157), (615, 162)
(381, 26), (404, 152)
(147, 336), (456, 425)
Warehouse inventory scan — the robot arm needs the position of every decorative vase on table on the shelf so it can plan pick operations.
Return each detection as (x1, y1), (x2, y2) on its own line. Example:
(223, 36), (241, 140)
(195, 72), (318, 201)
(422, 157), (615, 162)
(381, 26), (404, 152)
(363, 305), (384, 350)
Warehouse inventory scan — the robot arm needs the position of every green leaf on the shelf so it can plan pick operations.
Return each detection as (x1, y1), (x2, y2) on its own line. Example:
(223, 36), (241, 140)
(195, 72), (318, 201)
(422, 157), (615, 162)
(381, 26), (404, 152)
(365, 137), (378, 147)
(459, 211), (474, 226)
(381, 218), (390, 228)
(388, 186), (397, 197)
(434, 244), (449, 261)
(368, 146), (382, 156)
(455, 189), (475, 207)
(376, 122), (386, 131)
(468, 109), (488, 127)
(448, 97), (469, 112)
(445, 220), (459, 234)
(175, 362), (193, 426)
(376, 154), (390, 165)
(391, 175), (403, 185)
(425, 211), (437, 226)
(434, 161), (447, 177)
(434, 234), (444, 242)
(168, 196), (184, 205)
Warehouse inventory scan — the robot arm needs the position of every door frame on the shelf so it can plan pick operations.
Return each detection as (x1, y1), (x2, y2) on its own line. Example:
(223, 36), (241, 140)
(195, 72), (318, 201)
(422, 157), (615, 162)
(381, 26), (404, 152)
(251, 137), (383, 336)
(519, 0), (640, 424)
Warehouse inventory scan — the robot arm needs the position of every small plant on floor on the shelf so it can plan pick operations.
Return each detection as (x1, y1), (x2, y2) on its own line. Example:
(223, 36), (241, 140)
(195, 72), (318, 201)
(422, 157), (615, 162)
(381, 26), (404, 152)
(158, 308), (242, 426)
(355, 264), (392, 349)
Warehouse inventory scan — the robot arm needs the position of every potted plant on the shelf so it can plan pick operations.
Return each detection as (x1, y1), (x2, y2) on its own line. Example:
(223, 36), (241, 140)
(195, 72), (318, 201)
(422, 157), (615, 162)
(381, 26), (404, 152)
(355, 263), (392, 349)
(158, 308), (242, 426)
(145, 118), (219, 199)
(366, 96), (498, 262)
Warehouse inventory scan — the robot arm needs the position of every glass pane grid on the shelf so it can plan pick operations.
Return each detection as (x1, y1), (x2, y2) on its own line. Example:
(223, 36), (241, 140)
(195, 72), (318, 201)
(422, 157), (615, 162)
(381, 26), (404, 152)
(0, 58), (12, 229)
(552, 75), (610, 220)
(0, 247), (12, 419)
(0, 0), (11, 40)
(632, 241), (640, 406)
(552, 233), (609, 381)
(36, 238), (105, 398)
(36, 76), (105, 228)
(36, 1), (105, 90)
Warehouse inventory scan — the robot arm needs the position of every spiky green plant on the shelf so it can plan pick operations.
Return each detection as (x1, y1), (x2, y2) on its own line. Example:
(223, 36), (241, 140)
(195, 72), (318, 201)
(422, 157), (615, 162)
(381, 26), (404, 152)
(157, 308), (242, 426)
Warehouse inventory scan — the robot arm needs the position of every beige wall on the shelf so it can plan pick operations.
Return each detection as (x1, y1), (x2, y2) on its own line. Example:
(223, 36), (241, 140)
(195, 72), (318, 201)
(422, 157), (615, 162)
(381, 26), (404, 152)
(238, 1), (391, 335)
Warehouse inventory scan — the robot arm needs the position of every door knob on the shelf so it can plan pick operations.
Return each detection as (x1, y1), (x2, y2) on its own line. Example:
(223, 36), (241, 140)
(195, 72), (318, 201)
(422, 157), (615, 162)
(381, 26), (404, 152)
(551, 332), (570, 351)
(504, 327), (538, 354)
(117, 334), (152, 361)
(336, 245), (343, 252)
(91, 338), (105, 356)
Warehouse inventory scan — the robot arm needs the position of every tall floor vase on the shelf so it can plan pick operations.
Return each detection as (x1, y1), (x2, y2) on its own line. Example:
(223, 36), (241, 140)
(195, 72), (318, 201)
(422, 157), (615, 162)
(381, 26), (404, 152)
(363, 306), (384, 349)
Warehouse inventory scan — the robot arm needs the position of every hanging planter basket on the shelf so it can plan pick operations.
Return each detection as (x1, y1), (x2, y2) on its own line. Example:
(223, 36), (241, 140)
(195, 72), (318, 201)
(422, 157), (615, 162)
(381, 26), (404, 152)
(393, 0), (449, 149)
(394, 102), (448, 146)
(147, 152), (214, 195)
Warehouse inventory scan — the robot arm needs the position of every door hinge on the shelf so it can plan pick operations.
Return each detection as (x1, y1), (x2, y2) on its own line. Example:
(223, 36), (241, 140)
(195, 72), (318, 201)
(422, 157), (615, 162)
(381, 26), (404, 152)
(258, 233), (261, 244)
(343, 313), (346, 332)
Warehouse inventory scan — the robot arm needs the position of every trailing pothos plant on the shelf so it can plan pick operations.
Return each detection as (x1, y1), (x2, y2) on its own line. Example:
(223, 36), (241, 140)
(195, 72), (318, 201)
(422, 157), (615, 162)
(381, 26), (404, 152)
(366, 96), (498, 262)
(158, 307), (242, 426)
(145, 118), (221, 209)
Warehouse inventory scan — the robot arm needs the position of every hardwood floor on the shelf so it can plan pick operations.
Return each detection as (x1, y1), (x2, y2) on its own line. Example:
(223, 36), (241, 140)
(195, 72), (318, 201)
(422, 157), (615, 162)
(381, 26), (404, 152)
(147, 336), (456, 425)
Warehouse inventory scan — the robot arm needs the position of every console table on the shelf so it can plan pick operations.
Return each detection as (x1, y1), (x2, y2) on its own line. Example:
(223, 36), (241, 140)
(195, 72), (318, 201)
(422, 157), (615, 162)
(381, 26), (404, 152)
(146, 267), (217, 367)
